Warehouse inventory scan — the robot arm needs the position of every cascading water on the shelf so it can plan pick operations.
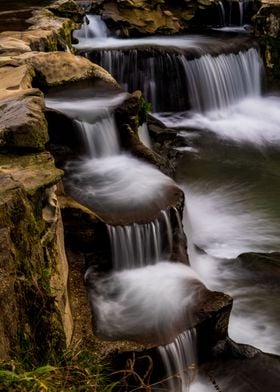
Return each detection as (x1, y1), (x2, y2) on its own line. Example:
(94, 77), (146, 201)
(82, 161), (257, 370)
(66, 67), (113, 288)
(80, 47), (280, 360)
(107, 209), (173, 270)
(67, 10), (280, 391)
(46, 68), (200, 390)
(74, 16), (262, 112)
(158, 330), (197, 392)
(179, 48), (262, 112)
(217, 0), (252, 27)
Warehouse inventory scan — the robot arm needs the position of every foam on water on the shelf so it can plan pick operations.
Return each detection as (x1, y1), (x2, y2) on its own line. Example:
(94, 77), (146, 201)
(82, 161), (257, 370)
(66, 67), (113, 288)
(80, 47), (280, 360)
(182, 183), (280, 259)
(85, 262), (201, 342)
(183, 185), (280, 355)
(45, 93), (128, 123)
(65, 154), (176, 214)
(155, 95), (280, 146)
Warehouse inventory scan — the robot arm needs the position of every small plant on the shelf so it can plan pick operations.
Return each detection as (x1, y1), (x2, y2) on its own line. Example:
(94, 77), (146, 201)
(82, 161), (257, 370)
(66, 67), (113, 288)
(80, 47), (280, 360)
(0, 349), (119, 392)
(138, 96), (152, 125)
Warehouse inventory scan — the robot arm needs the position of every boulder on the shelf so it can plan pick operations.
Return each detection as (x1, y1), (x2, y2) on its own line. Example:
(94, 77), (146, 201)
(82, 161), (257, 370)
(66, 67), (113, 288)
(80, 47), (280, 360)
(9, 51), (119, 88)
(0, 88), (48, 151)
(0, 64), (34, 90)
(47, 0), (85, 23)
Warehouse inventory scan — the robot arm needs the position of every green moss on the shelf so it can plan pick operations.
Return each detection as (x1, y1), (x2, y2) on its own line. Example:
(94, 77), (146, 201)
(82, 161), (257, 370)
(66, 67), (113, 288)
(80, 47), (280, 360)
(138, 96), (152, 125)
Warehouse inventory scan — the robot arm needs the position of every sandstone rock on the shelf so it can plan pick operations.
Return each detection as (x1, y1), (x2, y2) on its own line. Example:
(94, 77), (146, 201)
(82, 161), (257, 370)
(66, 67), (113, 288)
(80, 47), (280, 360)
(101, 1), (182, 35)
(0, 64), (34, 90)
(91, 0), (219, 35)
(47, 0), (85, 23)
(10, 51), (119, 88)
(27, 8), (78, 50)
(0, 35), (31, 56)
(0, 152), (63, 196)
(0, 88), (48, 151)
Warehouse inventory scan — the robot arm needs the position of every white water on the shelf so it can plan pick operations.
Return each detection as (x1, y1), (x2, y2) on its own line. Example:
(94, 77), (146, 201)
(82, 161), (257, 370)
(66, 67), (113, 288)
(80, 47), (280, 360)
(45, 93), (128, 123)
(69, 12), (280, 390)
(73, 14), (108, 39)
(73, 16), (216, 51)
(183, 184), (280, 354)
(65, 154), (176, 215)
(184, 183), (280, 259)
(74, 15), (263, 112)
(46, 93), (128, 158)
(155, 95), (280, 147)
(159, 329), (197, 392)
(74, 116), (120, 157)
(85, 262), (202, 342)
(179, 48), (263, 111)
(138, 122), (152, 148)
(107, 210), (173, 270)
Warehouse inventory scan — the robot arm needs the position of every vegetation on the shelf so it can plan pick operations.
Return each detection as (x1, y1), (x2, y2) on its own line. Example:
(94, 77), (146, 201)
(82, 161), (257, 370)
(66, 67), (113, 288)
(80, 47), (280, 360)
(0, 349), (119, 392)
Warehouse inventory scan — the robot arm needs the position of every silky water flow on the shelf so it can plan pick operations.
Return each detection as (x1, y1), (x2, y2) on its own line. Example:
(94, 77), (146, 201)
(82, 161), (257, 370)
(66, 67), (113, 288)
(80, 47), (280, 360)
(53, 11), (280, 390)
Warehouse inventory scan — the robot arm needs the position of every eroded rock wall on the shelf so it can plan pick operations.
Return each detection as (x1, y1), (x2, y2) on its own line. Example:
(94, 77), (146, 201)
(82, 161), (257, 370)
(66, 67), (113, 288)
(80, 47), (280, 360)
(87, 0), (219, 35)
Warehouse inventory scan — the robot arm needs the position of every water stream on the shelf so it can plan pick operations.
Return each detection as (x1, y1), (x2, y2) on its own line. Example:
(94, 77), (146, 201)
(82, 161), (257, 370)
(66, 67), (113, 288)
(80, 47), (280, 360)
(58, 12), (280, 391)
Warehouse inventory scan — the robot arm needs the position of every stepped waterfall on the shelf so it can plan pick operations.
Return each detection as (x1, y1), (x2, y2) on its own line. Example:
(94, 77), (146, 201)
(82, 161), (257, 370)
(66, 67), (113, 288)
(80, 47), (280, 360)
(46, 10), (280, 392)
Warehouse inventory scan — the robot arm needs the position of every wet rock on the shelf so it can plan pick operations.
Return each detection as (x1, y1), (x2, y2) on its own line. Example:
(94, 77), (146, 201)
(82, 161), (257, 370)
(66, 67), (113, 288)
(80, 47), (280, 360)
(198, 351), (280, 391)
(0, 88), (49, 151)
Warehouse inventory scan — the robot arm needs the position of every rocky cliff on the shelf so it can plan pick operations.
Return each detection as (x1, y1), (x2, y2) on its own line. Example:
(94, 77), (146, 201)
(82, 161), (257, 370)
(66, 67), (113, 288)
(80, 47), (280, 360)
(85, 0), (219, 35)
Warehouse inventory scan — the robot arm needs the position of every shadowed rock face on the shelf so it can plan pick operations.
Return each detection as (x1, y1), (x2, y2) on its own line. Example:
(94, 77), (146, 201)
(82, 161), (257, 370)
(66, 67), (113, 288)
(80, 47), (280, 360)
(254, 3), (280, 87)
(86, 0), (219, 36)
(0, 1), (52, 33)
(0, 153), (72, 363)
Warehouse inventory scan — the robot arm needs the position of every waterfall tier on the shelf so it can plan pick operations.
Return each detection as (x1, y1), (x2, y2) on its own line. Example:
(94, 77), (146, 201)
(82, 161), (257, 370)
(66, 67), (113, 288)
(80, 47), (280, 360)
(90, 47), (262, 112)
(107, 210), (174, 270)
(65, 154), (182, 225)
(74, 15), (263, 112)
(85, 262), (202, 345)
(158, 329), (197, 392)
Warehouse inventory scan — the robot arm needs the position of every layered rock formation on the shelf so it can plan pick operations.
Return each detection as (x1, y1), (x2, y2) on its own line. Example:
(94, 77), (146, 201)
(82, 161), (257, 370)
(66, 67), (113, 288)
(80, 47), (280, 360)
(86, 0), (219, 35)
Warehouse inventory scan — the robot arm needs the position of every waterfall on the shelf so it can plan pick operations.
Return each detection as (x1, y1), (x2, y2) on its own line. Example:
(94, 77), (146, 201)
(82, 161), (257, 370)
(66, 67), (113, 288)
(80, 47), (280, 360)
(74, 114), (120, 158)
(107, 209), (174, 270)
(218, 1), (226, 26)
(89, 47), (263, 112)
(218, 0), (252, 27)
(73, 15), (108, 39)
(138, 122), (152, 148)
(92, 49), (189, 112)
(45, 93), (128, 158)
(158, 329), (197, 392)
(180, 47), (263, 112)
